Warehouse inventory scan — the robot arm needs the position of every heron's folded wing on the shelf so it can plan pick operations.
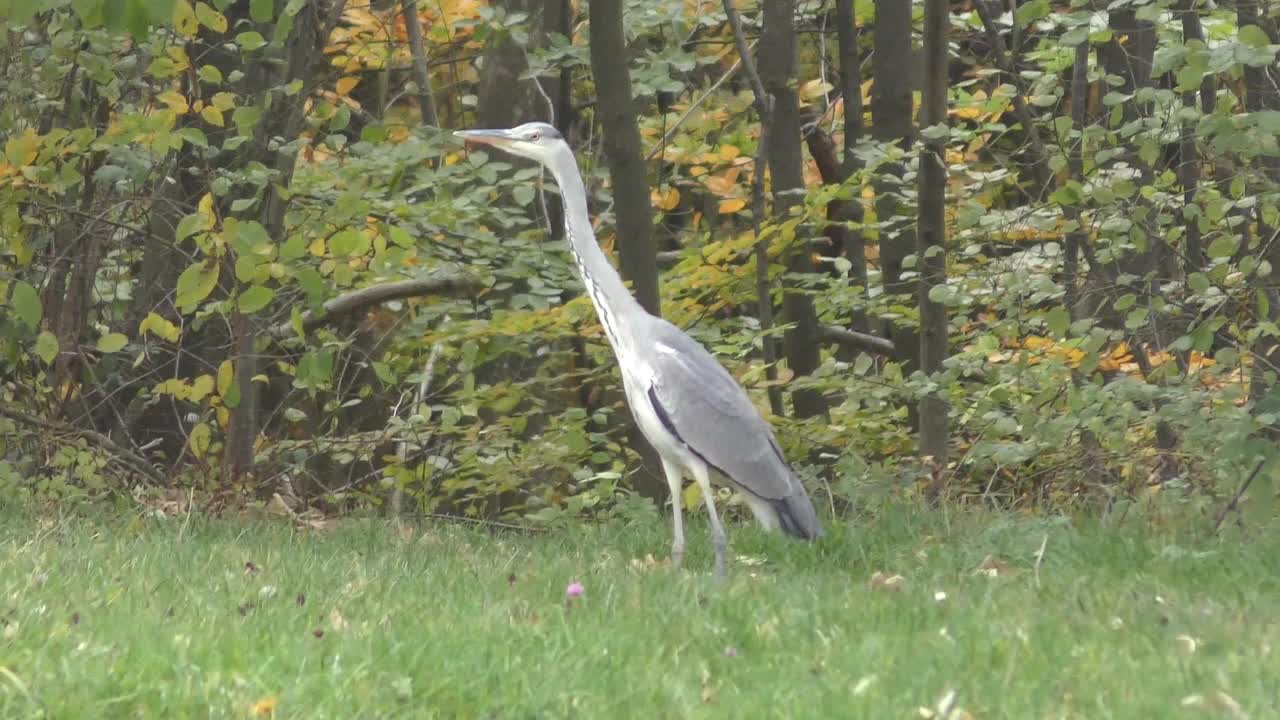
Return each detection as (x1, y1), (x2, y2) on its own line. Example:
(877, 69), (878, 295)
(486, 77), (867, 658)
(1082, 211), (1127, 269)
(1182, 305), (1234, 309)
(646, 324), (796, 501)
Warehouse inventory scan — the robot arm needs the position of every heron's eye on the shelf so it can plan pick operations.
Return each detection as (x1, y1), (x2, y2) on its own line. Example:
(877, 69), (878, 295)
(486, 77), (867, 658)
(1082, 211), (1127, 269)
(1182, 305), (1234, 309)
(528, 132), (541, 141)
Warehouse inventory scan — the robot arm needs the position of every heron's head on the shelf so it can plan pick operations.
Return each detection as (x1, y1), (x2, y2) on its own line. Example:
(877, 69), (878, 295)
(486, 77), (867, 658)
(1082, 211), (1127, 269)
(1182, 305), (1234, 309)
(454, 122), (563, 166)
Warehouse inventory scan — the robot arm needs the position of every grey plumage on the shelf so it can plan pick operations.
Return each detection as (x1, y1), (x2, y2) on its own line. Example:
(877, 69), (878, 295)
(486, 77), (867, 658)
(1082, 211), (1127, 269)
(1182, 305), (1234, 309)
(455, 122), (822, 576)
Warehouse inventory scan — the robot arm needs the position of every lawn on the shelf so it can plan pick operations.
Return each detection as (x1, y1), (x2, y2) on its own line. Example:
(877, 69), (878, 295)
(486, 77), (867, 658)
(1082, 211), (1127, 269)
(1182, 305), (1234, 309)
(0, 504), (1276, 718)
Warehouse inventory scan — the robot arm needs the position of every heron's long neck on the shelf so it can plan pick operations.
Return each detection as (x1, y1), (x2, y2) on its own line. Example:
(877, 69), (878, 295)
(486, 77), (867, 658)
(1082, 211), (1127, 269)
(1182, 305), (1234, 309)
(550, 152), (646, 356)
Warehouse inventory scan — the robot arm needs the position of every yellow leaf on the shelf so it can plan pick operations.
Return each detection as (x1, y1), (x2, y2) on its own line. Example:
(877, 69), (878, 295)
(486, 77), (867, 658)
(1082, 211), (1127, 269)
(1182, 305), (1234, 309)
(718, 198), (747, 214)
(158, 90), (189, 115)
(650, 186), (680, 211)
(200, 106), (224, 127)
(154, 378), (192, 400)
(198, 192), (216, 227)
(173, 0), (198, 37)
(799, 78), (834, 101)
(188, 422), (212, 458)
(335, 76), (360, 96)
(682, 482), (702, 510)
(719, 144), (741, 161)
(140, 312), (181, 342)
(190, 374), (215, 402)
(211, 92), (236, 111)
(195, 1), (227, 32)
(248, 696), (278, 717)
(216, 360), (234, 397)
(165, 46), (190, 73)
(309, 236), (326, 257)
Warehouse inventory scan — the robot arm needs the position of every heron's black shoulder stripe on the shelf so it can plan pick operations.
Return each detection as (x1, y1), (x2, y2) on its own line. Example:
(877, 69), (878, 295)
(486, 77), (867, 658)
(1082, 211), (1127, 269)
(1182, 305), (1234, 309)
(646, 385), (731, 478)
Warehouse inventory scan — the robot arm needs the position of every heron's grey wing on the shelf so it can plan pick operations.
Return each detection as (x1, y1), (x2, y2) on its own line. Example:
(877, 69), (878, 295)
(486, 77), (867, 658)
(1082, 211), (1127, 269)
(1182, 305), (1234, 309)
(644, 320), (798, 501)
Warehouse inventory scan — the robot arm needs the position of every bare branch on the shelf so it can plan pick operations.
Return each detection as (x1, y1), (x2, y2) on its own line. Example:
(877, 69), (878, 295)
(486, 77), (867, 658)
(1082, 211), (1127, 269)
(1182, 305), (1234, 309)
(819, 324), (895, 356)
(0, 405), (167, 485)
(273, 274), (483, 337)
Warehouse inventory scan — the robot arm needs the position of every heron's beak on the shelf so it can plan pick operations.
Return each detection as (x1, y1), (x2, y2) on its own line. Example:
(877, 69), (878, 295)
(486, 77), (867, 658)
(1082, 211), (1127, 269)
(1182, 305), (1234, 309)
(454, 128), (518, 150)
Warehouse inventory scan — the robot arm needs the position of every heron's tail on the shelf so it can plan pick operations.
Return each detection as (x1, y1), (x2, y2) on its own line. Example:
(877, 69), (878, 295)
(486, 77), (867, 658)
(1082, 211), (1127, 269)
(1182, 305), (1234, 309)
(770, 483), (822, 541)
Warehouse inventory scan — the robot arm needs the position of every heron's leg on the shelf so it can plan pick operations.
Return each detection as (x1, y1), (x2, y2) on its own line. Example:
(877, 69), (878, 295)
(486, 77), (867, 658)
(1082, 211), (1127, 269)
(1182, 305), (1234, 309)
(660, 458), (686, 569)
(690, 461), (728, 580)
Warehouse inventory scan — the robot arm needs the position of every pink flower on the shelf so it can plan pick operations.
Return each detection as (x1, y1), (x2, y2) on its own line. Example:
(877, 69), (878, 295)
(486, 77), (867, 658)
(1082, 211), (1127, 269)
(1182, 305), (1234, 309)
(565, 581), (584, 599)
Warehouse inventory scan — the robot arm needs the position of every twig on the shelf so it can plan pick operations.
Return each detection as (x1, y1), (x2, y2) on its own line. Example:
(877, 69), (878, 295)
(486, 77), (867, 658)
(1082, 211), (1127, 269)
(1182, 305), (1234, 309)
(1213, 459), (1266, 534)
(0, 405), (166, 485)
(270, 274), (482, 337)
(392, 340), (443, 520)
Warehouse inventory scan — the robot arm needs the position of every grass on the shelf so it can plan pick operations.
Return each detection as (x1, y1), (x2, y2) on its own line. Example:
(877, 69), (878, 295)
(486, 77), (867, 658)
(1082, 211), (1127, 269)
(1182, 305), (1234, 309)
(0, 504), (1277, 719)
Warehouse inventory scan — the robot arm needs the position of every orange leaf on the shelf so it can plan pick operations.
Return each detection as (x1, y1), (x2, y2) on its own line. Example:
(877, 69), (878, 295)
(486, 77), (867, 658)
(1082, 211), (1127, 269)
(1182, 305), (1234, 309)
(718, 198), (747, 214)
(335, 76), (360, 96)
(651, 187), (680, 211)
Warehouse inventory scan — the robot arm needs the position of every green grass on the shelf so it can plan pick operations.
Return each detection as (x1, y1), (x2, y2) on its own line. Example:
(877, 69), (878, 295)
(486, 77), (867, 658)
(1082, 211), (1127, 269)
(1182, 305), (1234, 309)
(1, 506), (1277, 719)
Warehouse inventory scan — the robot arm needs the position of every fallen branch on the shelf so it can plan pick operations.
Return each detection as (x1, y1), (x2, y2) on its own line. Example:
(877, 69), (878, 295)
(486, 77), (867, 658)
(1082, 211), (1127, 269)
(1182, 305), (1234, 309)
(272, 273), (483, 337)
(0, 405), (167, 485)
(819, 325), (895, 356)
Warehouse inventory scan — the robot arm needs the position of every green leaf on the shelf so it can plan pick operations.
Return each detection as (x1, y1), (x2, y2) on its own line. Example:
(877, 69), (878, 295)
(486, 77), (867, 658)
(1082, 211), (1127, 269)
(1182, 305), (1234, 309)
(175, 261), (219, 311)
(97, 333), (128, 353)
(1238, 25), (1271, 48)
(512, 185), (535, 207)
(1045, 306), (1070, 337)
(1187, 272), (1211, 293)
(329, 229), (370, 257)
(1206, 235), (1238, 258)
(238, 286), (275, 313)
(232, 105), (262, 135)
(237, 31), (267, 51)
(9, 281), (41, 328)
(387, 225), (414, 248)
(249, 0), (273, 22)
(34, 331), (59, 364)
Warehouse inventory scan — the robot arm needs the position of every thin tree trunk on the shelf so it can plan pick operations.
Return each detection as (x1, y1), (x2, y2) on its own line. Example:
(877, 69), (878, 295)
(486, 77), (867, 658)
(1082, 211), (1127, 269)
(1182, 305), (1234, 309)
(870, 0), (919, 373)
(917, 0), (949, 466)
(222, 0), (347, 484)
(761, 0), (828, 421)
(1179, 0), (1207, 274)
(587, 0), (664, 501)
(836, 0), (868, 336)
(1239, 0), (1280, 405)
(724, 0), (785, 418)
(587, 0), (660, 317)
(399, 0), (438, 126)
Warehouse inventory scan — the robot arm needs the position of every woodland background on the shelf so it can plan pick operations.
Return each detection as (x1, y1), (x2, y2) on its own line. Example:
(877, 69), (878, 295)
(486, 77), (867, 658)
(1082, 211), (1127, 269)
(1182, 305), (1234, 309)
(1, 0), (1278, 528)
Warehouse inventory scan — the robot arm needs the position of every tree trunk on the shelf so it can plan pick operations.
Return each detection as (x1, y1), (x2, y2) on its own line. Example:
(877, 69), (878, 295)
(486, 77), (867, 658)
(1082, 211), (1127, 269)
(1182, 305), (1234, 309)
(222, 0), (347, 485)
(871, 0), (919, 414)
(917, 0), (949, 466)
(835, 0), (868, 336)
(761, 0), (828, 421)
(587, 0), (665, 501)
(587, 0), (661, 317)
(1239, 0), (1280, 406)
(476, 0), (540, 128)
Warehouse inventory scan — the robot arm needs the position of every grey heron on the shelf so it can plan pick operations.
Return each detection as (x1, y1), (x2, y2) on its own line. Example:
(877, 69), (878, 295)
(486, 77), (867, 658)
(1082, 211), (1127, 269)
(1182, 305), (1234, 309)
(456, 122), (822, 577)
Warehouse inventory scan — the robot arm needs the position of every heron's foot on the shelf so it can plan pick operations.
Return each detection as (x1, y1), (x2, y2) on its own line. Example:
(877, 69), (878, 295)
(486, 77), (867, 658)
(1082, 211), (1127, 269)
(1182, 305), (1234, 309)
(711, 534), (729, 581)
